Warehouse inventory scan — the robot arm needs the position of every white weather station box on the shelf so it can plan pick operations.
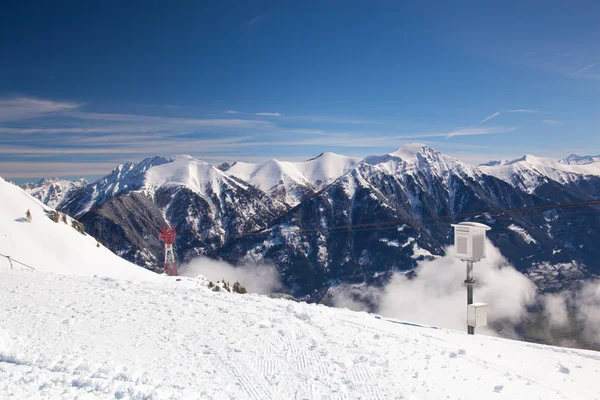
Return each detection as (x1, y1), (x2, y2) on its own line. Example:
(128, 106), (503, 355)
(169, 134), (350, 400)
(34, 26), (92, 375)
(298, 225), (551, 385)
(467, 303), (488, 327)
(451, 222), (491, 262)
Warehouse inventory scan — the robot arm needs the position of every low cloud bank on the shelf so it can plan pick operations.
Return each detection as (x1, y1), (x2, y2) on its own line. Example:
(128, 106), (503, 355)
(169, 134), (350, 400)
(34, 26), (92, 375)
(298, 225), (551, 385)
(179, 257), (282, 295)
(332, 240), (600, 341)
(364, 240), (536, 333)
(541, 282), (600, 343)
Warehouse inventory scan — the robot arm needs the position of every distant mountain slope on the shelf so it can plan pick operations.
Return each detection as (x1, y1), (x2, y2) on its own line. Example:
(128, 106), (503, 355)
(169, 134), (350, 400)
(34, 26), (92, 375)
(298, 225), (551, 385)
(223, 152), (360, 206)
(60, 155), (289, 269)
(23, 145), (600, 295)
(560, 154), (600, 165)
(221, 144), (597, 295)
(0, 176), (157, 281)
(480, 154), (600, 195)
(21, 177), (88, 209)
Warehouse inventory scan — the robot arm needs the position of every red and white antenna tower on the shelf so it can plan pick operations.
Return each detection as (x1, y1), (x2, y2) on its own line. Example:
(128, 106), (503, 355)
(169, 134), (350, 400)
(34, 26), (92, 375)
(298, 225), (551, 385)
(158, 225), (178, 276)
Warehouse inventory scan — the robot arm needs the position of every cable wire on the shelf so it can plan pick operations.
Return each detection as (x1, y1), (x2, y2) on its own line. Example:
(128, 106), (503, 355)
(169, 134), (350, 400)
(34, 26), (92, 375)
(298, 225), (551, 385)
(0, 253), (36, 271)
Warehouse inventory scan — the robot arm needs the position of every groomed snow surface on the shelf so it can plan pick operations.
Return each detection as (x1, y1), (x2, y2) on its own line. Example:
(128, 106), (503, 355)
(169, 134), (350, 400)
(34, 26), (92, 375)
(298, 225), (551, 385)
(2, 269), (600, 400)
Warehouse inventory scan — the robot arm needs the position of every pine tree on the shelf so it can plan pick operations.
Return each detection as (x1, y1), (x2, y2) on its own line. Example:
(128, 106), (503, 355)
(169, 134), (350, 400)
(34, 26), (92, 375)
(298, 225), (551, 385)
(61, 213), (68, 224)
(71, 220), (86, 235)
(233, 281), (247, 294)
(50, 210), (60, 223)
(25, 209), (32, 222)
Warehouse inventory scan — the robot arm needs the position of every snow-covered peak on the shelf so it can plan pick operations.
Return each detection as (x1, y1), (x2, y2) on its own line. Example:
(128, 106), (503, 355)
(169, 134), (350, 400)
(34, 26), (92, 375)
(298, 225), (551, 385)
(224, 152), (360, 206)
(480, 153), (600, 193)
(21, 177), (89, 209)
(20, 177), (60, 190)
(298, 151), (361, 186)
(144, 155), (239, 195)
(560, 153), (600, 165)
(389, 143), (429, 160)
(98, 156), (170, 191)
(362, 143), (478, 182)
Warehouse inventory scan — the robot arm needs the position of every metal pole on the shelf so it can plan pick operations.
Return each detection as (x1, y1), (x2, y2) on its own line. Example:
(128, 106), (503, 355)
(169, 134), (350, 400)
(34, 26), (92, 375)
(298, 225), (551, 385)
(466, 260), (474, 335)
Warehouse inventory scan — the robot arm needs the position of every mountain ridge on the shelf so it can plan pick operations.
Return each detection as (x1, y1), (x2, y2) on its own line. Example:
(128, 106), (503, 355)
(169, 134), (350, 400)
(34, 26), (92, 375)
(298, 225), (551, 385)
(15, 144), (600, 295)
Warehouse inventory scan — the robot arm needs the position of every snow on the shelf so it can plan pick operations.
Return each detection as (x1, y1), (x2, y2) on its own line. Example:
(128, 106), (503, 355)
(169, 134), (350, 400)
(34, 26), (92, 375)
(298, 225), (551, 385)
(481, 154), (600, 193)
(560, 154), (600, 165)
(411, 243), (438, 259)
(388, 142), (430, 161)
(508, 224), (538, 244)
(225, 153), (360, 205)
(379, 238), (401, 247)
(2, 268), (600, 399)
(21, 177), (87, 209)
(0, 177), (158, 281)
(2, 176), (600, 398)
(363, 143), (480, 184)
(299, 152), (362, 187)
(144, 155), (243, 196)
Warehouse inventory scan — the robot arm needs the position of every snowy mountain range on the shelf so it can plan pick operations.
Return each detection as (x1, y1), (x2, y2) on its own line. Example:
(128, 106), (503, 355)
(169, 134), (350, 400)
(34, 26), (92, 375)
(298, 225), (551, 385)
(480, 154), (600, 196)
(17, 144), (600, 296)
(21, 177), (88, 209)
(220, 152), (360, 206)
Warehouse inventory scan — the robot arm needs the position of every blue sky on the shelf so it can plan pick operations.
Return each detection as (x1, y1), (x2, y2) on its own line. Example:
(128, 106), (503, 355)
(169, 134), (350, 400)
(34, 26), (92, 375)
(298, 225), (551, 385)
(1, 0), (599, 181)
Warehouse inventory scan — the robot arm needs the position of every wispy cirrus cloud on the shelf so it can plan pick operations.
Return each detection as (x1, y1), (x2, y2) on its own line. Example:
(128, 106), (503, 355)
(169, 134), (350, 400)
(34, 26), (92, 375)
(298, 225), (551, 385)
(480, 111), (501, 124)
(0, 161), (118, 179)
(446, 126), (517, 139)
(272, 125), (518, 146)
(241, 12), (274, 29)
(569, 62), (598, 77)
(255, 112), (281, 117)
(507, 109), (538, 113)
(542, 119), (561, 125)
(0, 97), (81, 122)
(225, 110), (239, 114)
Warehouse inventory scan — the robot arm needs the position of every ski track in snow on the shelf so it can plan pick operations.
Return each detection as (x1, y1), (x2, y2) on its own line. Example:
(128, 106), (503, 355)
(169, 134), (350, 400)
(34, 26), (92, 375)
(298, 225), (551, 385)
(1, 269), (600, 399)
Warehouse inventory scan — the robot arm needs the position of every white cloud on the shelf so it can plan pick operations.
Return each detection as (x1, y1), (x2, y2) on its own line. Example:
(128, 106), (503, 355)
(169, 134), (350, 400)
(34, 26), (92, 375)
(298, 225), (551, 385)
(542, 120), (561, 125)
(507, 109), (538, 113)
(0, 97), (81, 122)
(540, 280), (600, 344)
(569, 62), (598, 77)
(179, 256), (282, 294)
(0, 161), (117, 179)
(225, 110), (239, 114)
(332, 241), (537, 333)
(255, 112), (281, 117)
(446, 126), (517, 139)
(576, 281), (600, 342)
(480, 111), (501, 124)
(543, 293), (569, 328)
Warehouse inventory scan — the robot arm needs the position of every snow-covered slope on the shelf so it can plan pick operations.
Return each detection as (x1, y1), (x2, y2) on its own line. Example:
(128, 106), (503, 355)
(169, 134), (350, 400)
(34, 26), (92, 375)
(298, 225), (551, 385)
(0, 177), (158, 281)
(61, 156), (170, 216)
(224, 152), (360, 206)
(1, 267), (599, 399)
(223, 144), (569, 294)
(59, 156), (288, 268)
(144, 155), (250, 195)
(21, 177), (88, 209)
(560, 154), (600, 165)
(363, 143), (481, 184)
(481, 154), (600, 193)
